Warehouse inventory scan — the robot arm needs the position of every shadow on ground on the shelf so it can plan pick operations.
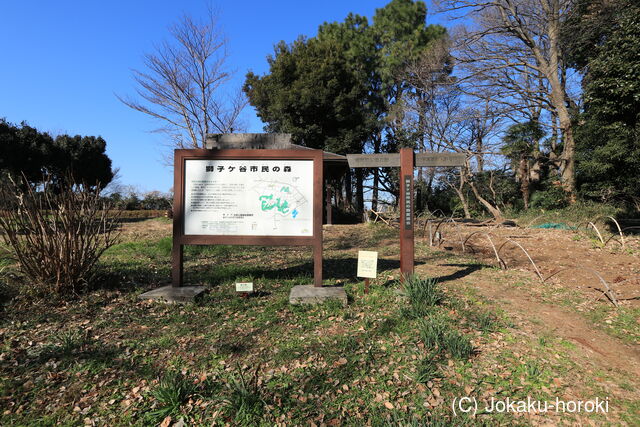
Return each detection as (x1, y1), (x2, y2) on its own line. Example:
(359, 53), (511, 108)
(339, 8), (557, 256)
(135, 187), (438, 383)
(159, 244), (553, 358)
(432, 263), (486, 283)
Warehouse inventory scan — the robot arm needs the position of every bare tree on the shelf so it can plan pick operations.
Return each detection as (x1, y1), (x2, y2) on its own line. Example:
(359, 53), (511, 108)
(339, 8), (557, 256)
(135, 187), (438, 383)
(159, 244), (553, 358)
(436, 0), (580, 200)
(403, 45), (506, 219)
(118, 10), (247, 149)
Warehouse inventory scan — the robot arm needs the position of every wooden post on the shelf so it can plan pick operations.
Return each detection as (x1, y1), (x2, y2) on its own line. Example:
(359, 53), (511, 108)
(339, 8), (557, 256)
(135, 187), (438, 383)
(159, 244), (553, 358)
(172, 151), (184, 287)
(314, 154), (324, 287)
(326, 183), (333, 225)
(399, 148), (414, 278)
(171, 244), (183, 286)
(346, 151), (465, 282)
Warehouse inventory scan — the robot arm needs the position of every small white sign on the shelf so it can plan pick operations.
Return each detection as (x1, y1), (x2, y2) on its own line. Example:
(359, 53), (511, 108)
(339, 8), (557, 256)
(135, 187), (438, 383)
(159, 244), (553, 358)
(357, 251), (378, 279)
(235, 282), (254, 292)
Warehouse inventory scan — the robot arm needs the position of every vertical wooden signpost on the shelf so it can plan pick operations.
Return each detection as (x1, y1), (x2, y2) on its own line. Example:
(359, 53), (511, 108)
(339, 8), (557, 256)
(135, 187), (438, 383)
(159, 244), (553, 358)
(172, 148), (324, 288)
(399, 148), (414, 275)
(347, 149), (466, 278)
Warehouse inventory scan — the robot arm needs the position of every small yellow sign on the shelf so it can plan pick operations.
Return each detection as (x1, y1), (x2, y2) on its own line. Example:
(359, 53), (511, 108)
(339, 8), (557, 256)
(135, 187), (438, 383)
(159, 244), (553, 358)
(357, 251), (378, 279)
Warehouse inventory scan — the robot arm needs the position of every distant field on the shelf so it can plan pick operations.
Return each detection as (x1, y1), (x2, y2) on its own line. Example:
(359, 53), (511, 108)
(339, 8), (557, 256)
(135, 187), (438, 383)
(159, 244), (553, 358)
(0, 218), (638, 425)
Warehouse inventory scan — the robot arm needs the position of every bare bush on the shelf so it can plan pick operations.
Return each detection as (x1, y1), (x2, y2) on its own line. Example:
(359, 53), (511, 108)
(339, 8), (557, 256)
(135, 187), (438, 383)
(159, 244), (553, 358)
(0, 177), (120, 295)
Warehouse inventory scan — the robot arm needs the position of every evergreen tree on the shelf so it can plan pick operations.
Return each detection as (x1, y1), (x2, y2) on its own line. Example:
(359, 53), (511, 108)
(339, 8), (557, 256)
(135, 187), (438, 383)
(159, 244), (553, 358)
(0, 120), (114, 189)
(572, 2), (640, 205)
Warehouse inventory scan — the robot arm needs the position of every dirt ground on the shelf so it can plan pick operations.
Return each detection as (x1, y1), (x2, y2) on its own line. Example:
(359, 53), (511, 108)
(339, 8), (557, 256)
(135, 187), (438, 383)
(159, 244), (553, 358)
(422, 220), (640, 306)
(413, 221), (640, 407)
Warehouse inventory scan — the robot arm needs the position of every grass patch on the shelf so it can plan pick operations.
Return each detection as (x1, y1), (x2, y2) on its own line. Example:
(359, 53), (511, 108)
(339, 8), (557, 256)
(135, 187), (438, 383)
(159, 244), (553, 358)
(402, 275), (444, 318)
(366, 222), (397, 245)
(222, 365), (267, 424)
(1, 222), (636, 425)
(147, 371), (199, 422)
(415, 354), (440, 384)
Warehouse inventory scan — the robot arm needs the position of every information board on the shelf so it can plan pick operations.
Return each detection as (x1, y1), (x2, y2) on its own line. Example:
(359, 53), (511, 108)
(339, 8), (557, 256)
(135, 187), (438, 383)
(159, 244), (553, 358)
(172, 148), (324, 288)
(184, 159), (314, 236)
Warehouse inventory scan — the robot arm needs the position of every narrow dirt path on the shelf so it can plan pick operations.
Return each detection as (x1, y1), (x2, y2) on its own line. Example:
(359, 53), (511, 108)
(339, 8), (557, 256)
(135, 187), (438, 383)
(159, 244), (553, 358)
(473, 279), (640, 378)
(415, 254), (640, 413)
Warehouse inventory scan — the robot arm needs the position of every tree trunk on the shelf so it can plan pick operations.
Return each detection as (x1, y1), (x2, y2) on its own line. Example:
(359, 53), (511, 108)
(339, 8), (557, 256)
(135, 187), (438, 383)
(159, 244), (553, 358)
(518, 155), (530, 209)
(355, 168), (364, 216)
(453, 174), (471, 219)
(560, 120), (577, 203)
(371, 133), (382, 212)
(468, 178), (502, 220)
(344, 169), (353, 211)
(463, 163), (501, 220)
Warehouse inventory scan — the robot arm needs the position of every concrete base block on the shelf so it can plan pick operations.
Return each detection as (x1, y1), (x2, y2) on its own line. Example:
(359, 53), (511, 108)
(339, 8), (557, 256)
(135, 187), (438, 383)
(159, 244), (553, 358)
(289, 285), (347, 306)
(138, 285), (206, 304)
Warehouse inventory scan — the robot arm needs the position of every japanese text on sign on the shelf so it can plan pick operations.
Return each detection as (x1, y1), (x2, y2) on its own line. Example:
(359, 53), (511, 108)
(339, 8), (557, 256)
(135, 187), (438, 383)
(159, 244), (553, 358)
(184, 159), (314, 236)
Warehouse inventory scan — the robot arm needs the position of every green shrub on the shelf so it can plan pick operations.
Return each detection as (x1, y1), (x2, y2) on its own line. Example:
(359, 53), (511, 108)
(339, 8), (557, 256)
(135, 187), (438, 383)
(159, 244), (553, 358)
(530, 186), (569, 210)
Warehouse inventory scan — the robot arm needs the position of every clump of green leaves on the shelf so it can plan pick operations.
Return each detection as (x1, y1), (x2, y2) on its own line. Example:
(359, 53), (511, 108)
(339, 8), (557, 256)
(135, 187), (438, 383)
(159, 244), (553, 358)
(148, 371), (199, 422)
(467, 310), (500, 332)
(223, 365), (267, 424)
(415, 354), (440, 384)
(442, 331), (474, 359)
(403, 275), (444, 318)
(419, 313), (450, 348)
(418, 313), (473, 360)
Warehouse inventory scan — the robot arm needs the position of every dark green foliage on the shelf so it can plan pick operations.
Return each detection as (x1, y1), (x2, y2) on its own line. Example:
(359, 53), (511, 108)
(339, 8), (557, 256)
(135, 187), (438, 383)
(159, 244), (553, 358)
(244, 35), (373, 155)
(106, 190), (172, 210)
(569, 1), (640, 206)
(244, 0), (446, 157)
(50, 134), (113, 189)
(0, 120), (53, 184)
(501, 121), (545, 163)
(373, 0), (446, 89)
(0, 119), (114, 189)
(562, 0), (632, 71)
(530, 182), (570, 210)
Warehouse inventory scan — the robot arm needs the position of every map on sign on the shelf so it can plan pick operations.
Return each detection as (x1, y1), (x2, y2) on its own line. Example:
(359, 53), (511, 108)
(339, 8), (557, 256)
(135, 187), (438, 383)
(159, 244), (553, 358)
(252, 180), (309, 230)
(184, 159), (313, 236)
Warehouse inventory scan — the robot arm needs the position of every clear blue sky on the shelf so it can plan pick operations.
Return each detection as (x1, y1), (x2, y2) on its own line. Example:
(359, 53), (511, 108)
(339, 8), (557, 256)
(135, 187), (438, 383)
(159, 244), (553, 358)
(1, 0), (447, 193)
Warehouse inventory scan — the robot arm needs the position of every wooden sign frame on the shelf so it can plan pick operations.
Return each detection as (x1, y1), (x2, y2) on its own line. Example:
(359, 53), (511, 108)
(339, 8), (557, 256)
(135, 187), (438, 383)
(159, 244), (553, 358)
(172, 148), (324, 287)
(347, 148), (465, 279)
